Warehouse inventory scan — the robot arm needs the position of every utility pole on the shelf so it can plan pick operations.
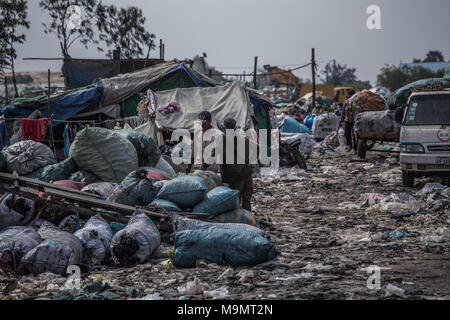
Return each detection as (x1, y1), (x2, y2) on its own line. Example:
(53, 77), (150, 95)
(159, 39), (163, 59)
(243, 71), (246, 83)
(253, 56), (258, 89)
(311, 48), (316, 109)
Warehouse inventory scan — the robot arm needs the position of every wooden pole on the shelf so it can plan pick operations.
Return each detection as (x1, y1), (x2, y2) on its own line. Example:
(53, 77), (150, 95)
(311, 48), (316, 109)
(159, 39), (163, 59)
(253, 56), (258, 89)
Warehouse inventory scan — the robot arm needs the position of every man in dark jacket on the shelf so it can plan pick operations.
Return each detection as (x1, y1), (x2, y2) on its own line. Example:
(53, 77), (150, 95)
(218, 118), (254, 212)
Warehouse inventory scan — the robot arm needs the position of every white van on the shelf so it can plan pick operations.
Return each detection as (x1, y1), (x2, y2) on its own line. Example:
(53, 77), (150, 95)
(400, 90), (450, 187)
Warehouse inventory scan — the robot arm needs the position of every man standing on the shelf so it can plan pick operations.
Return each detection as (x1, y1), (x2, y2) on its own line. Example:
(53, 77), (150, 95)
(339, 93), (355, 152)
(218, 118), (254, 212)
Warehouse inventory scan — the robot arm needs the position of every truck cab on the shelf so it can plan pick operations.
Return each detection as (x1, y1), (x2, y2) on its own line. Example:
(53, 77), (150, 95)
(400, 90), (450, 187)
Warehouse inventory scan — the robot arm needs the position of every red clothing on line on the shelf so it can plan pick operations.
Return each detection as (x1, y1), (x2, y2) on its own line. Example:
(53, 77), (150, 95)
(21, 118), (51, 143)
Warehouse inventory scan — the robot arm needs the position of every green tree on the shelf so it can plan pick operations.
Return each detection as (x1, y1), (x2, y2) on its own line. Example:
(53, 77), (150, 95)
(423, 50), (444, 63)
(412, 50), (445, 63)
(321, 60), (357, 86)
(96, 5), (155, 60)
(377, 65), (445, 91)
(0, 0), (30, 97)
(39, 0), (100, 58)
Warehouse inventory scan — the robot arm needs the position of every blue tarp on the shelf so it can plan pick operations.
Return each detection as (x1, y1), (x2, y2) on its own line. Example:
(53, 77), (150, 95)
(1, 82), (104, 126)
(65, 60), (114, 89)
(281, 117), (312, 134)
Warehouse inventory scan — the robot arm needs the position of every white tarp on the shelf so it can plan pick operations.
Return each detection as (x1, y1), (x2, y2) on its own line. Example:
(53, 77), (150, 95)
(154, 81), (253, 132)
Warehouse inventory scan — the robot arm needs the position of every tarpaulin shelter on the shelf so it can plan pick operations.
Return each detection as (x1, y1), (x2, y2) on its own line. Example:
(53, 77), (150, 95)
(153, 81), (254, 132)
(1, 81), (104, 126)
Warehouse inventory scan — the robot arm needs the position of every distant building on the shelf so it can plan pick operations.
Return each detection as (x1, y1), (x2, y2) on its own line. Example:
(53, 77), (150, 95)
(399, 61), (449, 73)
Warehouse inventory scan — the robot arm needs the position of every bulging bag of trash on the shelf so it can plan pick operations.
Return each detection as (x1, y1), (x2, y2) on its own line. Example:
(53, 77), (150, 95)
(58, 215), (85, 233)
(22, 224), (83, 275)
(81, 182), (118, 200)
(149, 199), (182, 212)
(27, 157), (76, 182)
(311, 113), (339, 140)
(171, 229), (277, 267)
(69, 170), (100, 184)
(0, 226), (42, 273)
(156, 176), (207, 209)
(107, 169), (159, 206)
(74, 215), (113, 265)
(209, 209), (257, 226)
(354, 110), (400, 141)
(110, 210), (161, 266)
(170, 213), (266, 236)
(69, 127), (139, 183)
(154, 156), (176, 178)
(116, 130), (161, 168)
(190, 170), (222, 191)
(3, 140), (56, 175)
(0, 194), (36, 229)
(193, 186), (240, 217)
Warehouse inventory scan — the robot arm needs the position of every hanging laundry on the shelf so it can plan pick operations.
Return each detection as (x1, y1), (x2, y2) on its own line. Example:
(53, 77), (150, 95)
(20, 118), (51, 143)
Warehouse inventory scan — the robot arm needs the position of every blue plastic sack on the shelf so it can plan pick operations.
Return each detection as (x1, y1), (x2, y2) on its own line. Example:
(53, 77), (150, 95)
(149, 199), (182, 212)
(281, 117), (312, 134)
(171, 229), (278, 267)
(156, 176), (207, 209)
(107, 169), (159, 207)
(193, 186), (240, 217)
(304, 115), (316, 130)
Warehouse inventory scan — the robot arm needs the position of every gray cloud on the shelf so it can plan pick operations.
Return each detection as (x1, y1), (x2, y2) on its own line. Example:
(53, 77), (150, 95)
(14, 0), (450, 85)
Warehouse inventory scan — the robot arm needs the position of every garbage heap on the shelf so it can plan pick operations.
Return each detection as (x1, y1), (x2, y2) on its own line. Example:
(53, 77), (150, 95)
(0, 127), (278, 278)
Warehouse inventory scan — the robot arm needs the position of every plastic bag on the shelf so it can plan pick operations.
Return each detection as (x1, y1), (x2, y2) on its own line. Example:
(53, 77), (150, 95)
(107, 169), (159, 207)
(0, 226), (42, 273)
(22, 224), (83, 275)
(190, 170), (222, 191)
(149, 199), (182, 212)
(81, 182), (118, 200)
(74, 215), (113, 265)
(69, 170), (100, 184)
(209, 209), (257, 226)
(170, 213), (266, 236)
(156, 176), (207, 209)
(58, 215), (85, 233)
(110, 210), (161, 266)
(354, 110), (400, 141)
(27, 157), (76, 182)
(116, 130), (161, 168)
(154, 157), (176, 178)
(3, 140), (56, 175)
(0, 194), (36, 229)
(193, 186), (240, 218)
(171, 229), (277, 267)
(69, 127), (139, 183)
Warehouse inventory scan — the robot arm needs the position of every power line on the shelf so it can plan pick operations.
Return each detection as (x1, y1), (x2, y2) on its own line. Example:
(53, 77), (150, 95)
(213, 62), (312, 77)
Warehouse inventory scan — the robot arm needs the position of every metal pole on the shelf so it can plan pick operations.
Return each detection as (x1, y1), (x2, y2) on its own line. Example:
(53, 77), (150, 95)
(311, 48), (316, 109)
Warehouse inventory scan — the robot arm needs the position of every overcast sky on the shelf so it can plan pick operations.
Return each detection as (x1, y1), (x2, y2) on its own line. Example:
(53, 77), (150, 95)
(14, 0), (450, 85)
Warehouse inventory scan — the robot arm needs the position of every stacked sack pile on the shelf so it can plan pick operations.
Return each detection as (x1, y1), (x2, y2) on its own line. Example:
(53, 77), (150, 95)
(0, 127), (277, 277)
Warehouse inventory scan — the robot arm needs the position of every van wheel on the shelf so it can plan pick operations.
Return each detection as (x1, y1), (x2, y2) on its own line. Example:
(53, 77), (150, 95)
(402, 170), (415, 188)
(357, 139), (367, 159)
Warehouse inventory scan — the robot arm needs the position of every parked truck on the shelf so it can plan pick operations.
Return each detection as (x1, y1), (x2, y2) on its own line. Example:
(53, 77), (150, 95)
(399, 90), (450, 187)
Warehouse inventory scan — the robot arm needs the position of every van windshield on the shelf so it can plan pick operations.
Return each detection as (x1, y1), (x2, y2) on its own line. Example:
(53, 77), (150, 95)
(405, 94), (450, 125)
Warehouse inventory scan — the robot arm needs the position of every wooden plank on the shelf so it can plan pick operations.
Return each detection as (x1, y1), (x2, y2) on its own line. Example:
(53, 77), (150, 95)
(0, 172), (100, 198)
